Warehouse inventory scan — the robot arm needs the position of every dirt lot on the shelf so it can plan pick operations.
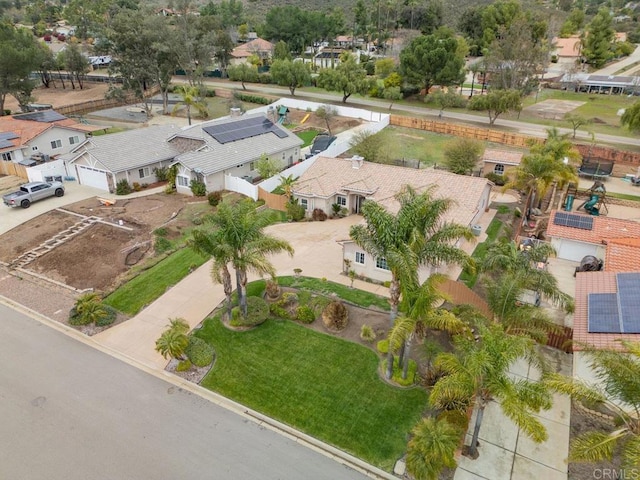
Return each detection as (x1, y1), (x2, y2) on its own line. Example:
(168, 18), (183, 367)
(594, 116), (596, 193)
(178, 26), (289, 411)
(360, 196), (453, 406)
(0, 193), (212, 291)
(3, 82), (110, 113)
(286, 108), (362, 135)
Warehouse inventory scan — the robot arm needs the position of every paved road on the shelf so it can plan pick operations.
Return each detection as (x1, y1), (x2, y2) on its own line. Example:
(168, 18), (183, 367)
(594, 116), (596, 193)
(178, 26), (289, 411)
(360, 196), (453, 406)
(0, 303), (367, 480)
(593, 44), (640, 76)
(179, 78), (640, 149)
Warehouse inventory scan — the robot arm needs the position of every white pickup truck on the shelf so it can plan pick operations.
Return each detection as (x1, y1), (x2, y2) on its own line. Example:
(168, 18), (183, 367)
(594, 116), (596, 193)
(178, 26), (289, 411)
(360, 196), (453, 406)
(2, 181), (65, 208)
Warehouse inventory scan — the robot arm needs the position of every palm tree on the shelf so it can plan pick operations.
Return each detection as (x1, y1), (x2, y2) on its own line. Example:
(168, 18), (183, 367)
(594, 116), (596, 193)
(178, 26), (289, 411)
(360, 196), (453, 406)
(388, 274), (466, 379)
(278, 174), (296, 200)
(430, 323), (553, 458)
(350, 185), (473, 329)
(73, 292), (107, 325)
(545, 340), (640, 470)
(208, 200), (294, 317)
(155, 318), (190, 360)
(188, 228), (234, 320)
(172, 85), (207, 126)
(405, 417), (461, 480)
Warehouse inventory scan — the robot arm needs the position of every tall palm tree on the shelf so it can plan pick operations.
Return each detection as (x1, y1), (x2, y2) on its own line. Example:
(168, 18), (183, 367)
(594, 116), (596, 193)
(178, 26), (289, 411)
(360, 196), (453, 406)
(188, 228), (234, 320)
(388, 274), (465, 379)
(545, 340), (640, 470)
(208, 200), (294, 317)
(278, 174), (296, 200)
(405, 417), (461, 480)
(155, 318), (190, 360)
(350, 185), (473, 329)
(172, 85), (207, 126)
(430, 323), (553, 458)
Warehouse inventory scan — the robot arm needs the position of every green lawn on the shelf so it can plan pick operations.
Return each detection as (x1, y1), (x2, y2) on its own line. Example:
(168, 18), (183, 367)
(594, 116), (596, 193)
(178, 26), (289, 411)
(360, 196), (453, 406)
(105, 248), (206, 315)
(197, 317), (427, 470)
(296, 129), (320, 147)
(607, 191), (640, 202)
(459, 218), (504, 288)
(278, 276), (390, 311)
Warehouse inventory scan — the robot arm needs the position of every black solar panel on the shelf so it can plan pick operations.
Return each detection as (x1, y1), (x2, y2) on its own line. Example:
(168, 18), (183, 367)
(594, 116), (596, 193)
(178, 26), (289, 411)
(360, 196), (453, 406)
(203, 116), (288, 144)
(0, 131), (18, 149)
(588, 293), (622, 333)
(617, 273), (640, 333)
(553, 212), (594, 230)
(13, 110), (67, 122)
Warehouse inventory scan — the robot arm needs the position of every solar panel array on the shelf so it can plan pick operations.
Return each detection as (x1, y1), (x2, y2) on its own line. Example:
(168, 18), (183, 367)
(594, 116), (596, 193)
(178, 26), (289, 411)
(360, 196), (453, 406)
(0, 131), (19, 149)
(553, 212), (594, 230)
(588, 273), (640, 334)
(203, 116), (288, 145)
(617, 273), (640, 333)
(14, 110), (67, 123)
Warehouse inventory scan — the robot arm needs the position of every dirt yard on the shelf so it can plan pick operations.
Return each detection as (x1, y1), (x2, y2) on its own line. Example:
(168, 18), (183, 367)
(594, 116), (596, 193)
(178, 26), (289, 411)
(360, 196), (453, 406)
(3, 82), (111, 113)
(0, 193), (212, 291)
(286, 108), (362, 135)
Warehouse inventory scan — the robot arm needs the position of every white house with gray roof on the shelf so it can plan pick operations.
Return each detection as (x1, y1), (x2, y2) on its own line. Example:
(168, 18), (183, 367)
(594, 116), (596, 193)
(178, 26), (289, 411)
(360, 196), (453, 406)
(63, 124), (180, 192)
(169, 113), (303, 195)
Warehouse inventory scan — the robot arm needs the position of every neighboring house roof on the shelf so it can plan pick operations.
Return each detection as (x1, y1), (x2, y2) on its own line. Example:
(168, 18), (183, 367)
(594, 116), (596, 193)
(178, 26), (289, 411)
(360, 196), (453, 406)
(335, 35), (353, 43)
(574, 271), (640, 351)
(231, 38), (274, 58)
(0, 112), (85, 152)
(66, 124), (180, 173)
(615, 32), (627, 42)
(547, 210), (640, 245)
(171, 113), (302, 176)
(605, 237), (640, 272)
(481, 149), (524, 166)
(315, 48), (345, 59)
(553, 36), (581, 57)
(293, 157), (490, 226)
(560, 73), (640, 88)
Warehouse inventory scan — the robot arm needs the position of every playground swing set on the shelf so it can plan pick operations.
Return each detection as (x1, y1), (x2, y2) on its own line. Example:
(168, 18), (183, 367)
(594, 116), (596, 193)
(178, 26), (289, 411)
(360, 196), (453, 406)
(563, 180), (608, 216)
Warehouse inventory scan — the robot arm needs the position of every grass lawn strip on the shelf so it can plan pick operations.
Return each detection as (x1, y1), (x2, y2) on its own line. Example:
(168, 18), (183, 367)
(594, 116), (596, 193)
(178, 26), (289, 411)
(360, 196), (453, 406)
(105, 248), (206, 315)
(197, 318), (427, 471)
(459, 218), (504, 288)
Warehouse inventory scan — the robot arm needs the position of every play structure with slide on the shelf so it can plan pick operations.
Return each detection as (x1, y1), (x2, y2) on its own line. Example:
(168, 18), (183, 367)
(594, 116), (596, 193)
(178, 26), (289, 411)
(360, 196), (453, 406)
(564, 181), (608, 216)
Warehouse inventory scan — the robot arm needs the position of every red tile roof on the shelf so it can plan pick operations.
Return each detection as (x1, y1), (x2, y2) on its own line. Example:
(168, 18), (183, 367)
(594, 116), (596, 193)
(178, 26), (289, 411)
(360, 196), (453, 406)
(547, 210), (640, 245)
(0, 116), (81, 152)
(605, 238), (640, 272)
(481, 148), (524, 166)
(573, 271), (640, 351)
(231, 38), (274, 58)
(553, 36), (581, 57)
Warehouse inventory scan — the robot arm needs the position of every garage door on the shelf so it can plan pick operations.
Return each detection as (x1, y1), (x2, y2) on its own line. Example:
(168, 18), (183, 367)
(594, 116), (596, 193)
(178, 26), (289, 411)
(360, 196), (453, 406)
(76, 165), (109, 191)
(556, 239), (599, 262)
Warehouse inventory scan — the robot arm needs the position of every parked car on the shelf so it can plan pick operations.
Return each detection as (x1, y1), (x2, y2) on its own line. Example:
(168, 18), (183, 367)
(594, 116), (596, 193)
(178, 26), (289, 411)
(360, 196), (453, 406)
(3, 181), (65, 208)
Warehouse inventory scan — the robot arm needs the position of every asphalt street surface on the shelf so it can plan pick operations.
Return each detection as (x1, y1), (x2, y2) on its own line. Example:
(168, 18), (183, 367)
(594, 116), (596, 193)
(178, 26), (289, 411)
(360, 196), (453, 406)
(0, 304), (368, 480)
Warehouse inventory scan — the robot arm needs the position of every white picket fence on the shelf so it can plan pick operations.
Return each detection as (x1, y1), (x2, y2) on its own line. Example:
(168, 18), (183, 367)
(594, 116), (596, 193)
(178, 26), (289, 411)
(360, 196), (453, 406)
(224, 174), (258, 200)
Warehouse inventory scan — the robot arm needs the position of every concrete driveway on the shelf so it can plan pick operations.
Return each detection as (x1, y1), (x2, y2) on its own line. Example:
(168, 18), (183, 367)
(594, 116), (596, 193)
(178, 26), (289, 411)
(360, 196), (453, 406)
(0, 181), (106, 235)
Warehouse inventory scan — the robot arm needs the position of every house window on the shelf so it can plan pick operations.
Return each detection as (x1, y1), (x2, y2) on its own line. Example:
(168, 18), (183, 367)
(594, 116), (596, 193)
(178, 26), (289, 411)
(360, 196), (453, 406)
(69, 135), (80, 145)
(494, 164), (505, 175)
(376, 257), (390, 270)
(300, 198), (308, 210)
(32, 146), (38, 151)
(336, 196), (347, 207)
(250, 162), (255, 170)
(50, 139), (62, 149)
(177, 175), (189, 187)
(1, 152), (13, 162)
(282, 153), (285, 160)
(355, 252), (365, 265)
(138, 167), (150, 179)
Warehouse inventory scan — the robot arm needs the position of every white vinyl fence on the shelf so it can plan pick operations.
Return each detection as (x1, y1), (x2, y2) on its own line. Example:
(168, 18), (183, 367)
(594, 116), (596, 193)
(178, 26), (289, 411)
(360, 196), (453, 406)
(26, 159), (68, 183)
(224, 174), (258, 200)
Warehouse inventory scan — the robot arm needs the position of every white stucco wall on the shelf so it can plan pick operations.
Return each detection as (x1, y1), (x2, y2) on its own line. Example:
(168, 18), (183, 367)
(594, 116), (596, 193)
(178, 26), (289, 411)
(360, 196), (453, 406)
(28, 127), (87, 157)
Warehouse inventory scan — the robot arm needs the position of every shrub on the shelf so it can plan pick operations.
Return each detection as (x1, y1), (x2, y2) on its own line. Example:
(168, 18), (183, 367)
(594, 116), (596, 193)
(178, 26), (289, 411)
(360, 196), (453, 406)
(116, 179), (132, 195)
(154, 236), (172, 254)
(286, 200), (305, 222)
(190, 179), (206, 196)
(322, 301), (349, 331)
(207, 190), (222, 206)
(233, 92), (270, 105)
(176, 359), (192, 372)
(310, 296), (331, 316)
(296, 305), (316, 323)
(153, 166), (169, 182)
(485, 172), (506, 186)
(95, 305), (117, 327)
(69, 293), (110, 326)
(443, 138), (484, 175)
(331, 203), (342, 217)
(265, 278), (281, 299)
(269, 303), (290, 319)
(312, 208), (327, 221)
(360, 324), (376, 342)
(230, 296), (269, 327)
(132, 182), (142, 192)
(377, 339), (389, 354)
(192, 216), (203, 225)
(68, 306), (92, 326)
(154, 227), (168, 237)
(185, 336), (215, 367)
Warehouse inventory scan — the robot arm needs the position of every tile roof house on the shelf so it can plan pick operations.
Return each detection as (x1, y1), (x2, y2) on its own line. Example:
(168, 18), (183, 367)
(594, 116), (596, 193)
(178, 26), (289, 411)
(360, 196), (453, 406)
(0, 110), (94, 167)
(552, 36), (582, 59)
(604, 237), (640, 272)
(546, 210), (640, 262)
(481, 148), (524, 177)
(63, 125), (181, 192)
(230, 38), (274, 65)
(170, 113), (303, 195)
(293, 156), (492, 284)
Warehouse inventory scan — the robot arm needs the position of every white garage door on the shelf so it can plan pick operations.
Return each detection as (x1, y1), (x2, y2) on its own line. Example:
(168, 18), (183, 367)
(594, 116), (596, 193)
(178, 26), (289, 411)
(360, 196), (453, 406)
(76, 165), (109, 191)
(556, 239), (599, 262)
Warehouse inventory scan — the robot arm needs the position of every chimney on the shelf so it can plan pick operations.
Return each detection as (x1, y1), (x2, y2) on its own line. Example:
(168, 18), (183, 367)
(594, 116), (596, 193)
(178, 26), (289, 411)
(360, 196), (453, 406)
(230, 107), (242, 117)
(351, 155), (364, 169)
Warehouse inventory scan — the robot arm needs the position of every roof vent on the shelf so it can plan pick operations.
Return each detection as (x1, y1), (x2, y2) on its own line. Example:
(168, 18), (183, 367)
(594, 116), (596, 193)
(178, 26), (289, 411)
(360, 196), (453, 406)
(351, 155), (364, 169)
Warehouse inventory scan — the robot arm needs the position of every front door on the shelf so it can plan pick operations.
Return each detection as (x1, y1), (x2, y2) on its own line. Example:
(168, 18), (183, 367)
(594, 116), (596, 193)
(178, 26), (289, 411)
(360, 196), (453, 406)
(355, 196), (366, 214)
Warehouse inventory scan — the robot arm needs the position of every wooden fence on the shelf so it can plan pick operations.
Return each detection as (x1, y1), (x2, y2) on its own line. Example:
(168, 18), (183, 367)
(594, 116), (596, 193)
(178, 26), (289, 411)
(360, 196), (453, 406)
(0, 161), (28, 180)
(258, 187), (288, 211)
(439, 278), (492, 318)
(390, 115), (542, 148)
(56, 85), (161, 116)
(546, 326), (573, 353)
